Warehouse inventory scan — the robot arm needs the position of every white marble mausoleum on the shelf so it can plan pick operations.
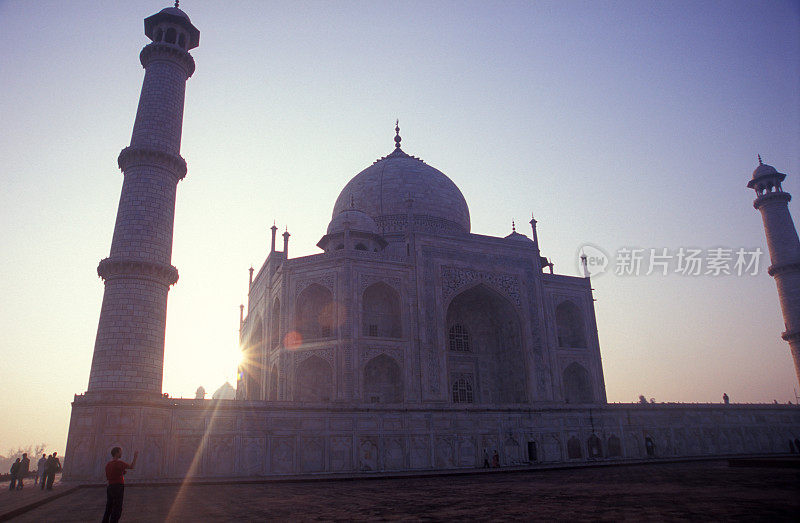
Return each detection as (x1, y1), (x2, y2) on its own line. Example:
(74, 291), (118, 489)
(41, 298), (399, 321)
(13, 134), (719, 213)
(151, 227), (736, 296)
(63, 4), (800, 482)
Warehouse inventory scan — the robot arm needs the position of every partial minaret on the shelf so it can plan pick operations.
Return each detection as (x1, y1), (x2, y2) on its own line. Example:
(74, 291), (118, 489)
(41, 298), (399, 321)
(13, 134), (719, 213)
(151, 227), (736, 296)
(283, 228), (291, 258)
(270, 222), (278, 253)
(86, 5), (199, 397)
(749, 156), (800, 387)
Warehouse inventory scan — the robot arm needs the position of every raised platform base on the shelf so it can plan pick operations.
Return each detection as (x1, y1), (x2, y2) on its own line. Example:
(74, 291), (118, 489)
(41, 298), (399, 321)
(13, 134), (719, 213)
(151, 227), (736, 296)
(63, 396), (800, 482)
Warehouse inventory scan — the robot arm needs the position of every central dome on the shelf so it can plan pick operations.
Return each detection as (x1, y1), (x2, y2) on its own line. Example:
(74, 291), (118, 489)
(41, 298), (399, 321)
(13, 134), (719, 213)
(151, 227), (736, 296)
(332, 147), (471, 236)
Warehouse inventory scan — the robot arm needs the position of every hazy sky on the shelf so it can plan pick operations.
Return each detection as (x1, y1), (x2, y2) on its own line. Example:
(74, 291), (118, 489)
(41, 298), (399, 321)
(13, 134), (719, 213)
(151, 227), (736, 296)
(1, 0), (798, 453)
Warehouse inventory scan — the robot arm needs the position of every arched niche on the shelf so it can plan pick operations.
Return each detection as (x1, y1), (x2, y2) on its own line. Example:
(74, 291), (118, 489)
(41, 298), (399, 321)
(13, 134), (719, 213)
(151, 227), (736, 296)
(567, 436), (583, 459)
(270, 297), (281, 348)
(362, 282), (401, 338)
(445, 284), (527, 404)
(362, 354), (402, 403)
(607, 435), (622, 457)
(294, 355), (332, 402)
(556, 300), (587, 348)
(563, 362), (593, 403)
(587, 434), (602, 458)
(295, 284), (334, 342)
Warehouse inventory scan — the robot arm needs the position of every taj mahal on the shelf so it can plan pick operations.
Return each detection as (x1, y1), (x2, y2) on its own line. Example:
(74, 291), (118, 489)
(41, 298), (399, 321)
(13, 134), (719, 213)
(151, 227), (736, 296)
(64, 5), (800, 482)
(236, 120), (605, 409)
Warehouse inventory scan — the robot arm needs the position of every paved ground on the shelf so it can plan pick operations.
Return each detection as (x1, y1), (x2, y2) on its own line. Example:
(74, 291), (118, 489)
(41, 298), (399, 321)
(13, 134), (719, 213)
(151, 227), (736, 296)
(5, 461), (800, 521)
(0, 474), (68, 519)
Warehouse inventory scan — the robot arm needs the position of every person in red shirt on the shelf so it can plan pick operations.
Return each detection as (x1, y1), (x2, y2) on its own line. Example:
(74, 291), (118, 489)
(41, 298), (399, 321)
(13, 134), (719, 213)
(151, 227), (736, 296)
(102, 446), (138, 523)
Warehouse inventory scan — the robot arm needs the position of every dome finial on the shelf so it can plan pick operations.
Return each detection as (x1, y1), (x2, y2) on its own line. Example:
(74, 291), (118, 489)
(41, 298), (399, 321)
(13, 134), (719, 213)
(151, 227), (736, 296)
(174, 0), (179, 8)
(394, 119), (401, 149)
(758, 154), (763, 165)
(512, 220), (516, 232)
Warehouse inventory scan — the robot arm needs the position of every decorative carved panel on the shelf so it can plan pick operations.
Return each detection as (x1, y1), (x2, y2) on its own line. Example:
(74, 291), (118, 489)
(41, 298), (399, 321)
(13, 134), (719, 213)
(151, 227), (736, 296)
(441, 266), (521, 307)
(295, 274), (335, 296)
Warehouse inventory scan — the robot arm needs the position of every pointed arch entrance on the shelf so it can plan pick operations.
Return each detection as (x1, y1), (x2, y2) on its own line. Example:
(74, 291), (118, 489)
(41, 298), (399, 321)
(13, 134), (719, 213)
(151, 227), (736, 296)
(445, 284), (527, 403)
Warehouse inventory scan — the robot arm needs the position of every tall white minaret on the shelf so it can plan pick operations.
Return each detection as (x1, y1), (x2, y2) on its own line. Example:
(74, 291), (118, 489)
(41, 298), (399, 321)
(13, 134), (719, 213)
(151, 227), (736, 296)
(86, 4), (199, 397)
(749, 156), (800, 387)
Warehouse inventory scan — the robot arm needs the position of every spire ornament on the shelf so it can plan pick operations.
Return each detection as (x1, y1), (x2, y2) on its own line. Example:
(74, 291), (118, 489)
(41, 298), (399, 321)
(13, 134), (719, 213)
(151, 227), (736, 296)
(394, 119), (401, 149)
(758, 154), (763, 165)
(174, 0), (179, 8)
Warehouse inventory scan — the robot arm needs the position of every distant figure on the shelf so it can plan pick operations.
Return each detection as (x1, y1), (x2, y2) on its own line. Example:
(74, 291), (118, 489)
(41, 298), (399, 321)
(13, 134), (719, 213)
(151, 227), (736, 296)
(15, 453), (30, 490)
(36, 454), (46, 486)
(43, 452), (61, 490)
(492, 450), (500, 468)
(8, 458), (20, 490)
(40, 455), (51, 490)
(195, 386), (206, 400)
(483, 449), (490, 468)
(102, 446), (138, 523)
(722, 393), (729, 405)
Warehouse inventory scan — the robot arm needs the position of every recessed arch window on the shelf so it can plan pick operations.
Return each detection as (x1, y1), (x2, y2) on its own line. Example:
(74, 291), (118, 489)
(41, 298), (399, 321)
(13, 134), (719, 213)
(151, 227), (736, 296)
(451, 377), (474, 403)
(563, 362), (593, 403)
(165, 27), (177, 44)
(567, 436), (583, 459)
(363, 354), (402, 403)
(448, 324), (470, 352)
(294, 355), (332, 402)
(362, 282), (401, 338)
(556, 300), (587, 348)
(178, 33), (186, 49)
(295, 284), (334, 341)
(155, 28), (163, 42)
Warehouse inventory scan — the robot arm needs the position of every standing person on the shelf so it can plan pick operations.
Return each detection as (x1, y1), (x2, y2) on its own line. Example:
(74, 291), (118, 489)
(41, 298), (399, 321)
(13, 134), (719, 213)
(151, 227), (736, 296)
(44, 452), (61, 490)
(40, 455), (51, 490)
(16, 453), (30, 490)
(8, 458), (20, 490)
(102, 447), (138, 523)
(36, 454), (46, 486)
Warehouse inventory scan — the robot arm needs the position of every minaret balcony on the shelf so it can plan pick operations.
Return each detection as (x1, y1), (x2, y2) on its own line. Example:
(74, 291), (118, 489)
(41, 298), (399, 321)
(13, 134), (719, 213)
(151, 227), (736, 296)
(754, 190), (791, 209)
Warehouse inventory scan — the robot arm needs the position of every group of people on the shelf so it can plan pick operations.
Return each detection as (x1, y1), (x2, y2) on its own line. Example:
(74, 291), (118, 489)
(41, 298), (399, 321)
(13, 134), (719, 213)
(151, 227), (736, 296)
(7, 445), (137, 523)
(483, 449), (501, 468)
(7, 452), (61, 491)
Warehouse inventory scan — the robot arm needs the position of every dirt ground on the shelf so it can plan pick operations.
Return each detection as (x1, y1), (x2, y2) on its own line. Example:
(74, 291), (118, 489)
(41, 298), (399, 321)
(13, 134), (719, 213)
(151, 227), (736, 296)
(8, 460), (800, 521)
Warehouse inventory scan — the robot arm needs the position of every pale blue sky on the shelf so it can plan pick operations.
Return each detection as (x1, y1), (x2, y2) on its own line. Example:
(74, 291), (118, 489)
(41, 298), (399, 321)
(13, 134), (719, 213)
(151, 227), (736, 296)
(0, 0), (798, 452)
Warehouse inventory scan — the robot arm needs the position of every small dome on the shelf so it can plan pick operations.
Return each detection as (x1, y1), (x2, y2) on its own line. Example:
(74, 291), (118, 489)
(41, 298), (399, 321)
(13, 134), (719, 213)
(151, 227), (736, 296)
(159, 7), (191, 21)
(332, 148), (470, 235)
(504, 231), (533, 243)
(327, 209), (379, 235)
(752, 162), (778, 179)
